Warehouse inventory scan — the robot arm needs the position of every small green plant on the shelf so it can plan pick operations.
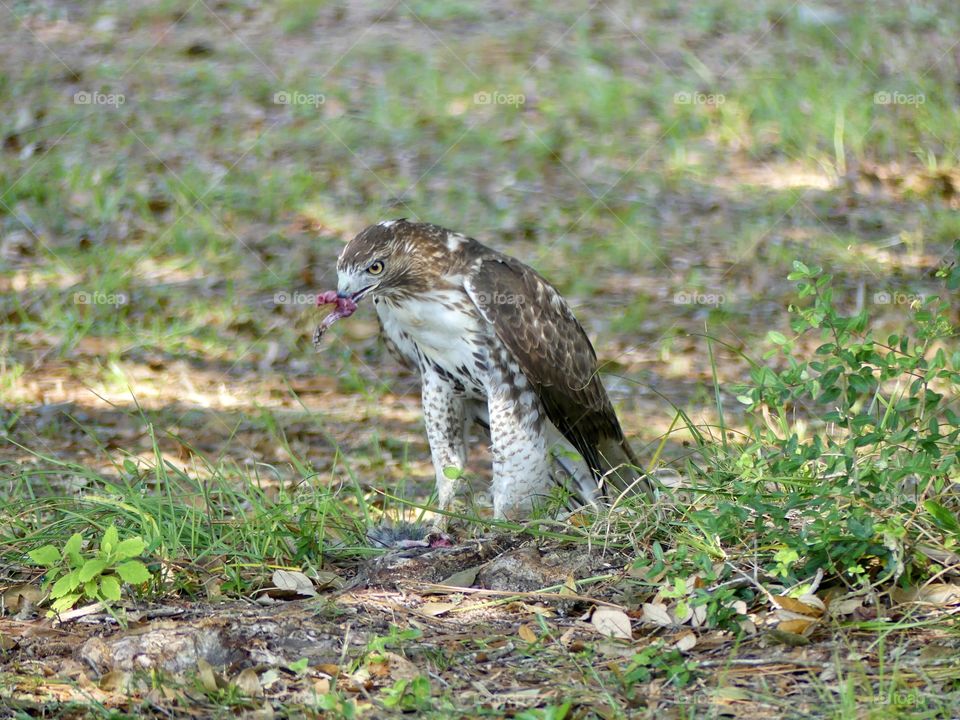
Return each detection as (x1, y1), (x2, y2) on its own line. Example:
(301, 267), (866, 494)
(365, 625), (423, 654)
(380, 675), (433, 712)
(28, 524), (153, 614)
(515, 702), (573, 720)
(620, 641), (699, 688)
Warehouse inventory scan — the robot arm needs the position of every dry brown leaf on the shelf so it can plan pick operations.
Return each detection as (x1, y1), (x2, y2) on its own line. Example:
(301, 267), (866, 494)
(419, 602), (457, 617)
(271, 569), (317, 598)
(2, 584), (43, 613)
(689, 605), (707, 627)
(202, 575), (224, 599)
(441, 566), (480, 588)
(520, 603), (555, 617)
(773, 594), (825, 617)
(98, 670), (131, 693)
(592, 607), (632, 640)
(914, 584), (960, 606)
(673, 631), (697, 652)
(641, 602), (674, 627)
(196, 658), (221, 692)
(234, 668), (263, 697)
(316, 663), (340, 678)
(828, 598), (862, 616)
(311, 570), (344, 591)
(559, 627), (577, 647)
(379, 651), (420, 682)
(778, 618), (818, 635)
(313, 677), (331, 694)
(518, 623), (539, 643)
(366, 658), (391, 679)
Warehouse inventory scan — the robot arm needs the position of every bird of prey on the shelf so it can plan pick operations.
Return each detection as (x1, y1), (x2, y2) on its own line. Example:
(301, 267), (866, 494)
(316, 220), (648, 519)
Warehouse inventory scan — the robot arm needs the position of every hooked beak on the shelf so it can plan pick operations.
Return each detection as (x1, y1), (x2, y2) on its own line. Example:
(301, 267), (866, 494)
(338, 283), (376, 304)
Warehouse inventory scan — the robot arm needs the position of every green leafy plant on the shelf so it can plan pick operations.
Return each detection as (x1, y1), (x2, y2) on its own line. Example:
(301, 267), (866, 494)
(380, 676), (433, 712)
(28, 524), (153, 614)
(620, 641), (699, 688)
(365, 625), (423, 654)
(697, 246), (960, 589)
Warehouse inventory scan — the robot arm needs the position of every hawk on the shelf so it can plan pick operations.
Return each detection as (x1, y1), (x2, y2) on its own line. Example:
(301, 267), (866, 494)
(316, 220), (648, 519)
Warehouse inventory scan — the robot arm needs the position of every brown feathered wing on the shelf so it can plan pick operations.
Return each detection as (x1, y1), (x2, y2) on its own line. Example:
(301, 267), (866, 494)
(464, 252), (648, 500)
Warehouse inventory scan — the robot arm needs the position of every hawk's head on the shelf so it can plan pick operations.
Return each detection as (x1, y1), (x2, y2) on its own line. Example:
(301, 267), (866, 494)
(314, 220), (470, 341)
(334, 219), (456, 303)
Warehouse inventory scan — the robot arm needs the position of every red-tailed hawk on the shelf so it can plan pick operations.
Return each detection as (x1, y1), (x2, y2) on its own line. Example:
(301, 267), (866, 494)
(316, 220), (648, 519)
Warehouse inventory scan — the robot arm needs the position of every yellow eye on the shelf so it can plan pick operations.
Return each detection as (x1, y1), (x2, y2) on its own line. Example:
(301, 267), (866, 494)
(367, 260), (385, 275)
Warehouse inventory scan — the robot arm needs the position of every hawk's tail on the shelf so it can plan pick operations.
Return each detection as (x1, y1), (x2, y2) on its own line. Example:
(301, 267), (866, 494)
(594, 435), (655, 502)
(548, 433), (655, 509)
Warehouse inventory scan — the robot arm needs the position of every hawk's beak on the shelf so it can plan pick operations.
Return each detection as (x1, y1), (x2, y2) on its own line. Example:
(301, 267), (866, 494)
(338, 283), (376, 304)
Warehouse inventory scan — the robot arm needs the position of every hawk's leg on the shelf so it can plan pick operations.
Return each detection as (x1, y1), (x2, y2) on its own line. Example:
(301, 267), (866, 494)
(486, 364), (552, 519)
(420, 370), (468, 516)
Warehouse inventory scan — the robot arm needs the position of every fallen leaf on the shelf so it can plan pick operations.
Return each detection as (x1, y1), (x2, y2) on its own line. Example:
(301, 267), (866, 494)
(234, 668), (263, 697)
(518, 623), (539, 643)
(271, 569), (317, 598)
(441, 566), (480, 588)
(915, 584), (960, 606)
(98, 670), (131, 692)
(773, 594), (825, 617)
(777, 618), (818, 635)
(673, 631), (697, 652)
(559, 627), (577, 647)
(196, 659), (220, 692)
(520, 603), (555, 617)
(316, 663), (340, 678)
(592, 607), (632, 639)
(379, 651), (420, 682)
(314, 677), (331, 694)
(2, 584), (43, 613)
(311, 570), (344, 591)
(419, 602), (457, 617)
(641, 602), (674, 627)
(828, 598), (862, 616)
(689, 605), (707, 627)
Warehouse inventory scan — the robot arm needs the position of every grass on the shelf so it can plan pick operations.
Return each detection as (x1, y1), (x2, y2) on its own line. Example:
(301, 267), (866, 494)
(2, 0), (960, 717)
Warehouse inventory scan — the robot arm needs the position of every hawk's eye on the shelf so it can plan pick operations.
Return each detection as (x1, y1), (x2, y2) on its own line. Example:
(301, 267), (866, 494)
(366, 260), (385, 275)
